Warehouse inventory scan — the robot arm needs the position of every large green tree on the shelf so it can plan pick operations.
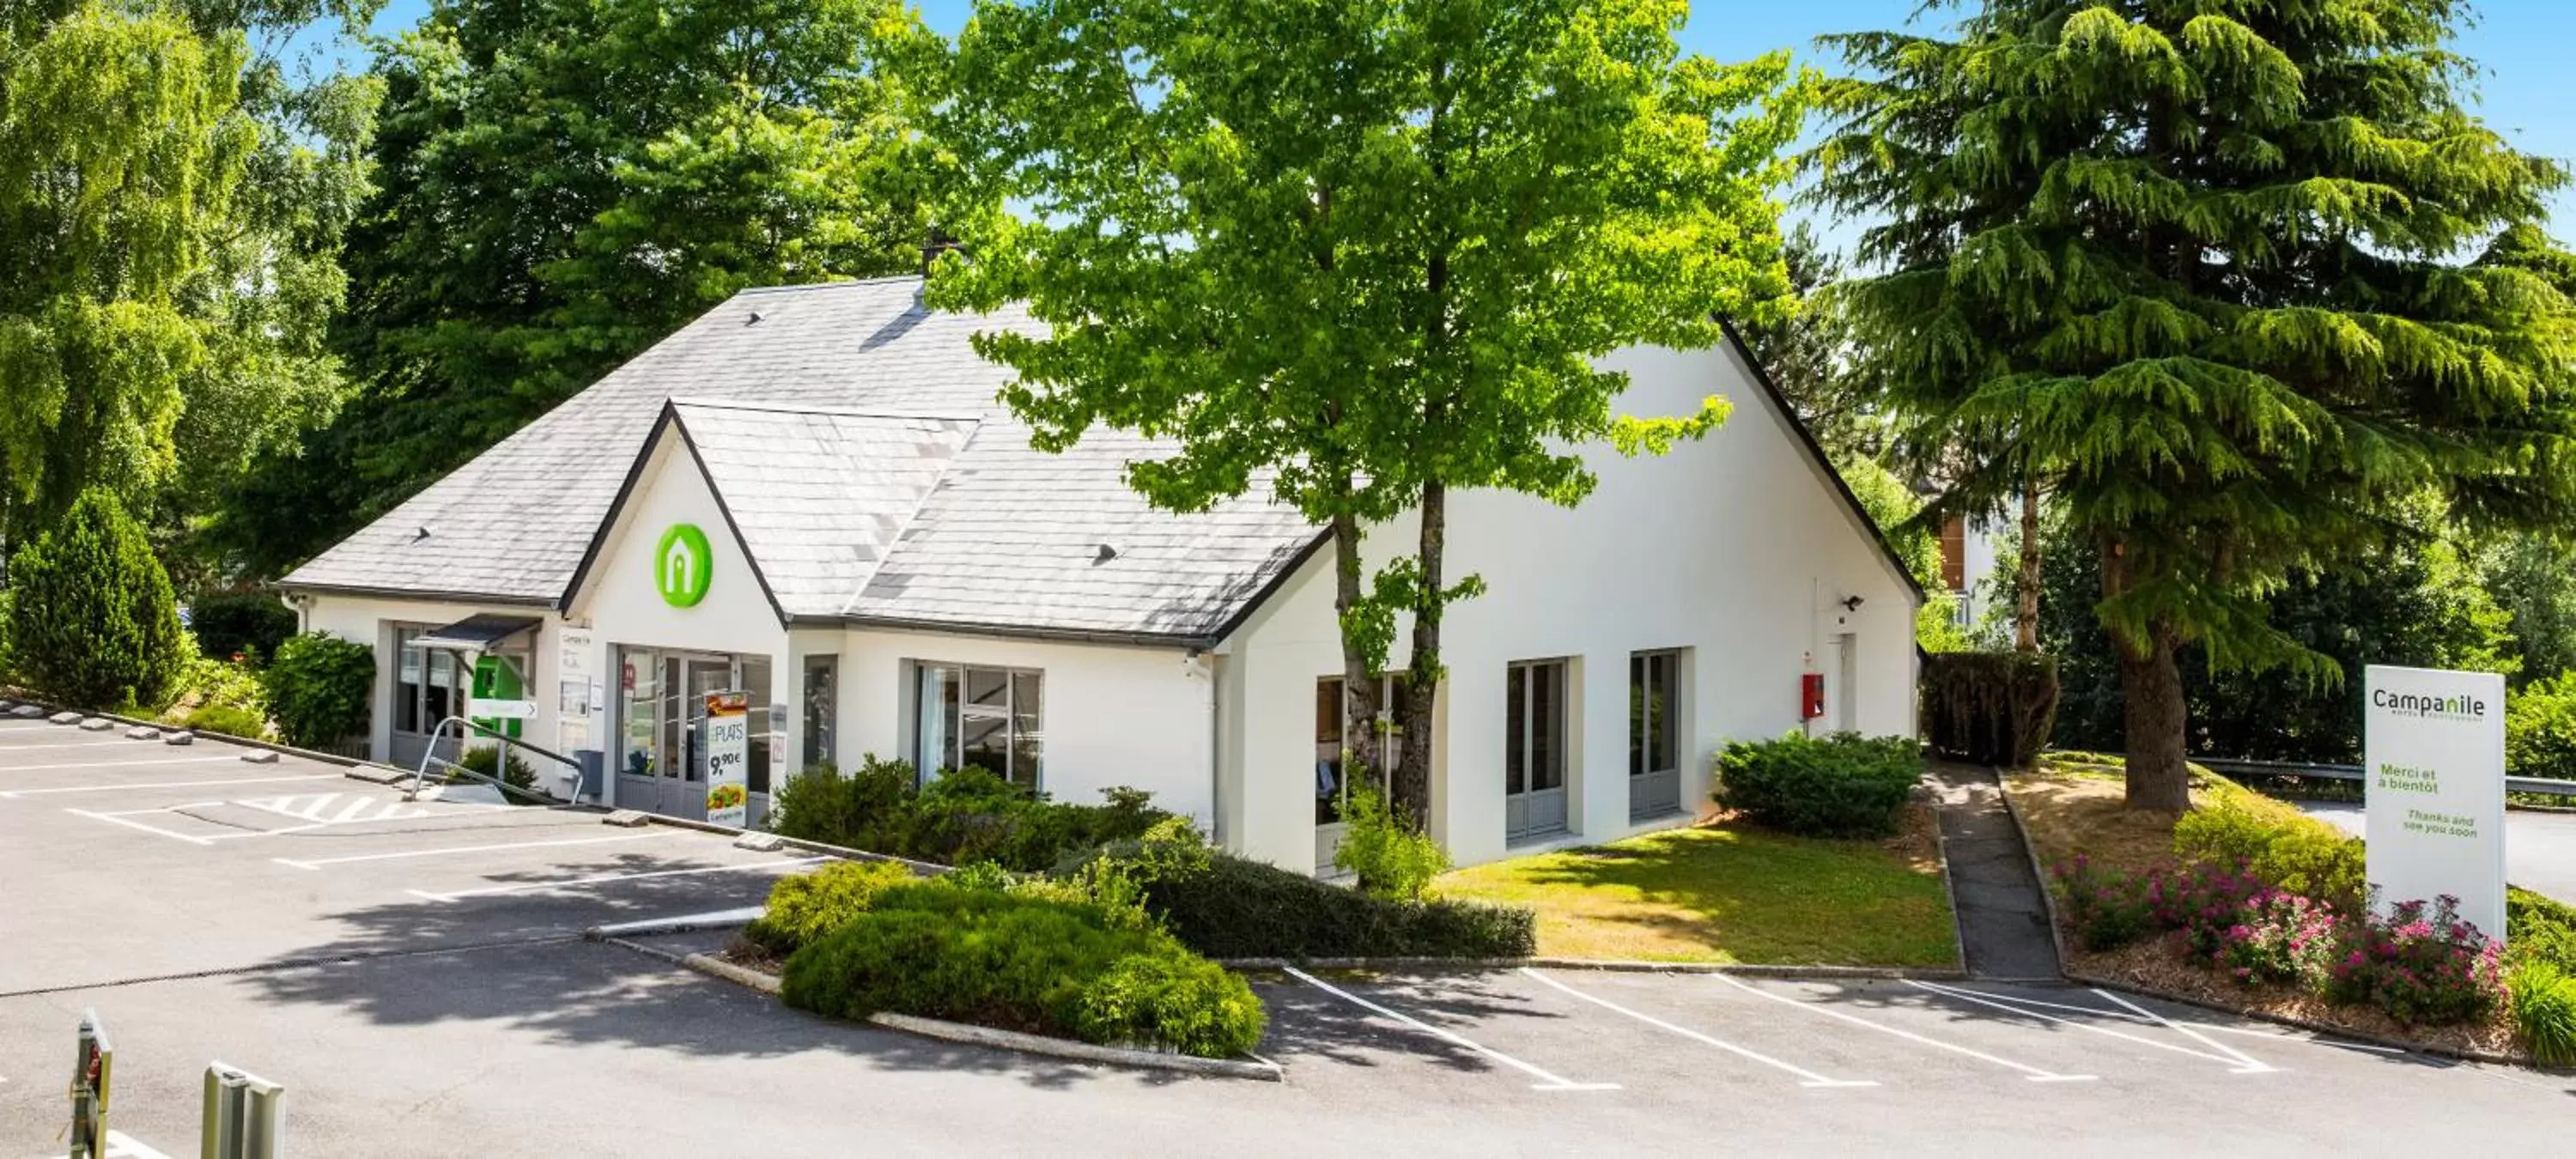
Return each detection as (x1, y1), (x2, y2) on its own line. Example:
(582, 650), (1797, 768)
(221, 0), (937, 575)
(930, 0), (1801, 821)
(0, 0), (374, 573)
(1812, 0), (2576, 810)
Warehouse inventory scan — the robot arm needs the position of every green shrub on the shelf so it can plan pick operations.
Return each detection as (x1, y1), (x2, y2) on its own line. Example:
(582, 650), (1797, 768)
(263, 632), (374, 747)
(1122, 846), (1535, 959)
(164, 639), (270, 729)
(453, 745), (538, 799)
(2511, 960), (2576, 1066)
(186, 592), (299, 662)
(1713, 731), (1923, 838)
(1332, 782), (1448, 901)
(2051, 856), (2156, 951)
(2510, 888), (2576, 974)
(779, 883), (1265, 1058)
(2172, 797), (2366, 910)
(1921, 652), (2060, 767)
(2506, 671), (2576, 783)
(2, 490), (186, 710)
(743, 859), (920, 956)
(764, 755), (1173, 871)
(182, 702), (268, 740)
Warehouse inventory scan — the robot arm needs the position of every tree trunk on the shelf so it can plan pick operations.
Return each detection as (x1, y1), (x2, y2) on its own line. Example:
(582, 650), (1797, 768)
(2116, 625), (2190, 811)
(2014, 486), (2042, 652)
(1391, 481), (1445, 826)
(1331, 510), (1381, 779)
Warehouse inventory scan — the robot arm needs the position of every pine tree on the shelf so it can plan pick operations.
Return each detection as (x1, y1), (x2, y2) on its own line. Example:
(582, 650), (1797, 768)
(4, 490), (186, 710)
(1810, 0), (2576, 809)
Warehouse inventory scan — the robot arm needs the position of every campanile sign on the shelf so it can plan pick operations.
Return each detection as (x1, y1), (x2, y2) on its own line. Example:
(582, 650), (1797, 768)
(2362, 664), (2507, 942)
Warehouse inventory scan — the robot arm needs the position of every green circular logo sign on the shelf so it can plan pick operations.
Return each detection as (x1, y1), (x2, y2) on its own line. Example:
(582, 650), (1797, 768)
(654, 524), (712, 607)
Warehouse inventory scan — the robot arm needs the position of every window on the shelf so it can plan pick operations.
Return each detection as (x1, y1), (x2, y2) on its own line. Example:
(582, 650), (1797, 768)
(1505, 659), (1569, 840)
(744, 656), (773, 796)
(1314, 675), (1403, 824)
(916, 663), (1042, 791)
(393, 626), (471, 737)
(617, 647), (659, 779)
(1630, 652), (1678, 780)
(1631, 651), (1683, 821)
(801, 654), (839, 770)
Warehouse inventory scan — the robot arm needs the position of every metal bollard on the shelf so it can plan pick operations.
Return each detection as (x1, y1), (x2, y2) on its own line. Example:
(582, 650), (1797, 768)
(201, 1063), (284, 1159)
(68, 1010), (111, 1159)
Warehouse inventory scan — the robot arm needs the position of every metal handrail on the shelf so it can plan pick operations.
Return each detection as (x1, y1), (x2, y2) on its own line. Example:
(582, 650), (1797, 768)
(404, 715), (578, 804)
(2191, 756), (2576, 799)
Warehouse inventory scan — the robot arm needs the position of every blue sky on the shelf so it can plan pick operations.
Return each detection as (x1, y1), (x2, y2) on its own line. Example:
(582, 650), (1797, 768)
(324, 0), (2575, 243)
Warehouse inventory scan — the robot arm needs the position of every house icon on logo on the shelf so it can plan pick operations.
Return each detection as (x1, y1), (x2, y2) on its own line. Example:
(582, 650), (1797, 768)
(653, 525), (711, 607)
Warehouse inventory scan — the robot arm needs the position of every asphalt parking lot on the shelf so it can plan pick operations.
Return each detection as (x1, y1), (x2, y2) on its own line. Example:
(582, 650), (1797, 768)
(4, 713), (2573, 1157)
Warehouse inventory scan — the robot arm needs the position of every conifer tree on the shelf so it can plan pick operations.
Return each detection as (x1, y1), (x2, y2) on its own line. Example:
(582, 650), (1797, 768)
(1810, 0), (2576, 809)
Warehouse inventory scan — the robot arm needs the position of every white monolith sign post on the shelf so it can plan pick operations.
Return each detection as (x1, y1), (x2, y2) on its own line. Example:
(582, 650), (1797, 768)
(2362, 664), (2507, 943)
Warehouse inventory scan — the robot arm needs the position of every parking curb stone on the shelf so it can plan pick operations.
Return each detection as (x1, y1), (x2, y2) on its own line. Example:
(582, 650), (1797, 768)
(624, 941), (1285, 1082)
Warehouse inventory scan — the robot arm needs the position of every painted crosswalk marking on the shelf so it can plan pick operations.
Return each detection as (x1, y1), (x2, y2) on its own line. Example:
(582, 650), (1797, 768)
(236, 792), (436, 828)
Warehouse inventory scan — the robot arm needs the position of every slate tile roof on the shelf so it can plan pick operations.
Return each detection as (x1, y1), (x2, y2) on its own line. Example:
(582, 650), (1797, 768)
(283, 276), (1324, 641)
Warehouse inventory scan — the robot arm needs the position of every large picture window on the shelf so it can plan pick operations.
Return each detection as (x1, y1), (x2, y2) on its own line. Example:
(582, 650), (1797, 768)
(916, 663), (1042, 791)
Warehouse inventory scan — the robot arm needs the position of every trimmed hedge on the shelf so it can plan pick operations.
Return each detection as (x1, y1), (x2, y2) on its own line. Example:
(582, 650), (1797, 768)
(1713, 731), (1923, 838)
(779, 883), (1266, 1059)
(264, 632), (374, 747)
(3, 490), (186, 710)
(769, 759), (1171, 871)
(2172, 795), (2366, 910)
(1128, 851), (1535, 960)
(1922, 651), (2059, 768)
(743, 859), (920, 956)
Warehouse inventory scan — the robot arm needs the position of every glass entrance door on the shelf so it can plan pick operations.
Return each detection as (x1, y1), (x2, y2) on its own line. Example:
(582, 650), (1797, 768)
(615, 647), (740, 820)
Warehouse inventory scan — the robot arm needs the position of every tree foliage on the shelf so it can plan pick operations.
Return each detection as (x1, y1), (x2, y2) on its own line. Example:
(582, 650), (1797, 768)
(929, 0), (1804, 819)
(219, 0), (939, 576)
(1738, 222), (1887, 461)
(3, 489), (186, 709)
(0, 0), (381, 573)
(1812, 0), (2576, 808)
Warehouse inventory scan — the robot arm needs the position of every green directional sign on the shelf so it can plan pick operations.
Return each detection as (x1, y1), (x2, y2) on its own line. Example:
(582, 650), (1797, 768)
(655, 524), (712, 607)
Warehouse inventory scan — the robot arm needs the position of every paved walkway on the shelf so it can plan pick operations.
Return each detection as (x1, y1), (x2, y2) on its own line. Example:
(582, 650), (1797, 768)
(1927, 762), (2060, 980)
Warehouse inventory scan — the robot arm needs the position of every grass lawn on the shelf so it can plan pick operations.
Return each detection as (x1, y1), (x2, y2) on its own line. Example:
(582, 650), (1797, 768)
(1433, 810), (1959, 967)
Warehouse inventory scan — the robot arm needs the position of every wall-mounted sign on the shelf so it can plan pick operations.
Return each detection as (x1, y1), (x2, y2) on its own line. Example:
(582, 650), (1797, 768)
(655, 525), (713, 607)
(2364, 664), (2507, 943)
(703, 690), (750, 827)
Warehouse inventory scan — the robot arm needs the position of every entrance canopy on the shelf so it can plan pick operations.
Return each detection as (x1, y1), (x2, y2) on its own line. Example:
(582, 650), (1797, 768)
(410, 613), (542, 652)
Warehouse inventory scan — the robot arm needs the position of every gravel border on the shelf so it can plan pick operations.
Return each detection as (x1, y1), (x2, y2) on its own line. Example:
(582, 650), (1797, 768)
(625, 941), (1284, 1081)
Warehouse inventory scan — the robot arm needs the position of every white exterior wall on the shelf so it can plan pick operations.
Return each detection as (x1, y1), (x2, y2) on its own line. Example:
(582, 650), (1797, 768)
(295, 593), (568, 773)
(828, 628), (1218, 826)
(1220, 340), (1920, 872)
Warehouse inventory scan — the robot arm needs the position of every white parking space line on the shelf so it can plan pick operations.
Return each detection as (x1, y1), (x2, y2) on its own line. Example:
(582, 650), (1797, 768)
(405, 855), (833, 903)
(0, 755), (241, 773)
(1710, 975), (2096, 1083)
(1520, 968), (1874, 1089)
(64, 806), (216, 846)
(1904, 981), (2274, 1074)
(276, 830), (675, 870)
(0, 774), (342, 798)
(2089, 988), (2279, 1073)
(1283, 967), (1620, 1092)
(0, 740), (161, 750)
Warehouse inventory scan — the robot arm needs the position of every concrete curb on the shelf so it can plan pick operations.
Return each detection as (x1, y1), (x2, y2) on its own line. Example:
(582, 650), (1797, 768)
(634, 814), (951, 877)
(2063, 968), (2544, 1070)
(0, 693), (410, 783)
(640, 944), (1284, 1081)
(1990, 768), (2074, 978)
(1924, 795), (1975, 975)
(1214, 956), (1971, 980)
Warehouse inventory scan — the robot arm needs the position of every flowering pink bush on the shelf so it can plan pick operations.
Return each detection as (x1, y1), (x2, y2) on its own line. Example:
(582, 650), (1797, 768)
(2322, 895), (2504, 1025)
(2146, 862), (2269, 958)
(2052, 856), (2155, 950)
(2216, 890), (2339, 985)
